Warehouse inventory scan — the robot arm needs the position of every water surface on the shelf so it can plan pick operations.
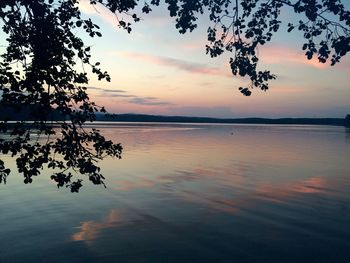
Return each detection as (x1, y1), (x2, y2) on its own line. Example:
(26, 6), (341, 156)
(0, 123), (349, 262)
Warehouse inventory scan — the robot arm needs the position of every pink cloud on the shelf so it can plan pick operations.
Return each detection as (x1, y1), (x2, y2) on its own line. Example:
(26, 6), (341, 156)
(272, 86), (306, 94)
(260, 45), (331, 69)
(78, 0), (119, 29)
(117, 51), (231, 77)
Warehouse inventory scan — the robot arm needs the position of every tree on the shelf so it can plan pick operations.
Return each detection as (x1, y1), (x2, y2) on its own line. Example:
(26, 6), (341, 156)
(0, 0), (349, 191)
(345, 114), (350, 127)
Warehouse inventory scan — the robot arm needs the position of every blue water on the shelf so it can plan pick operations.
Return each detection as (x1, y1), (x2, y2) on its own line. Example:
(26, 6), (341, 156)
(0, 123), (349, 262)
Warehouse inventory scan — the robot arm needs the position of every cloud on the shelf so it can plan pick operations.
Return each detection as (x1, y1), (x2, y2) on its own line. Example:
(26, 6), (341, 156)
(128, 97), (174, 106)
(109, 94), (136, 98)
(78, 0), (172, 29)
(117, 52), (231, 77)
(271, 85), (307, 94)
(87, 86), (134, 97)
(78, 0), (118, 29)
(101, 89), (127, 93)
(87, 86), (126, 93)
(259, 45), (350, 70)
(88, 86), (173, 106)
(165, 106), (234, 118)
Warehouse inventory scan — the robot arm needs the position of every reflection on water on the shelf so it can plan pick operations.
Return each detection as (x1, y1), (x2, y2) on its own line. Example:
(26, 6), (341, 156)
(346, 128), (350, 139)
(1, 123), (350, 262)
(71, 209), (122, 243)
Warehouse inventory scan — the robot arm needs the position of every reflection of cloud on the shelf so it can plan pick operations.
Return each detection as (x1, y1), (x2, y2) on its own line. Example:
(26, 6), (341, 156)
(161, 170), (201, 184)
(174, 173), (328, 216)
(115, 178), (156, 191)
(72, 221), (101, 242)
(117, 52), (231, 77)
(72, 209), (122, 242)
(292, 177), (327, 193)
(258, 177), (327, 201)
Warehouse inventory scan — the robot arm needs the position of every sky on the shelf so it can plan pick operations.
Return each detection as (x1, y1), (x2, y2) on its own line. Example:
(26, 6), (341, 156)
(3, 1), (350, 118)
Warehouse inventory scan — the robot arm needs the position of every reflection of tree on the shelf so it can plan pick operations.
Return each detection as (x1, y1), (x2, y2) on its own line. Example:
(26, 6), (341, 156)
(345, 128), (350, 140)
(0, 1), (349, 191)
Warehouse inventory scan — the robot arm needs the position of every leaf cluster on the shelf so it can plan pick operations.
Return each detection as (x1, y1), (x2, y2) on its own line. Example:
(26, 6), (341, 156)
(0, 0), (121, 192)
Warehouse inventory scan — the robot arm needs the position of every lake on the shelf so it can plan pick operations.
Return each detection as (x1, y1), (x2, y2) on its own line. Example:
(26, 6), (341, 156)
(0, 123), (350, 262)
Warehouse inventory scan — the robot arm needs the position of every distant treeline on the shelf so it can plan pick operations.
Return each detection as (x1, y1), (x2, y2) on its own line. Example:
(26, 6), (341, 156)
(97, 113), (348, 126)
(0, 104), (348, 126)
(0, 104), (64, 121)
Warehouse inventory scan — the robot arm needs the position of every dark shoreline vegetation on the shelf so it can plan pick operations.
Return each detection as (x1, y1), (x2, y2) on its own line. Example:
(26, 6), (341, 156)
(0, 105), (348, 126)
(96, 113), (349, 126)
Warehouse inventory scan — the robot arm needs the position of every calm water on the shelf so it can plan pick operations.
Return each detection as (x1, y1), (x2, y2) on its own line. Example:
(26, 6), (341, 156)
(0, 123), (350, 262)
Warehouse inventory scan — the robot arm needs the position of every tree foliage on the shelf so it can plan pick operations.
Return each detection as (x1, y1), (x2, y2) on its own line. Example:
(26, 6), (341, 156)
(0, 0), (349, 191)
(345, 114), (350, 127)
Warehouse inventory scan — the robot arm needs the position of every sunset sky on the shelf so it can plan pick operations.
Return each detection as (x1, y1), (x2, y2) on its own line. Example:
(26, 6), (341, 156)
(3, 1), (350, 118)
